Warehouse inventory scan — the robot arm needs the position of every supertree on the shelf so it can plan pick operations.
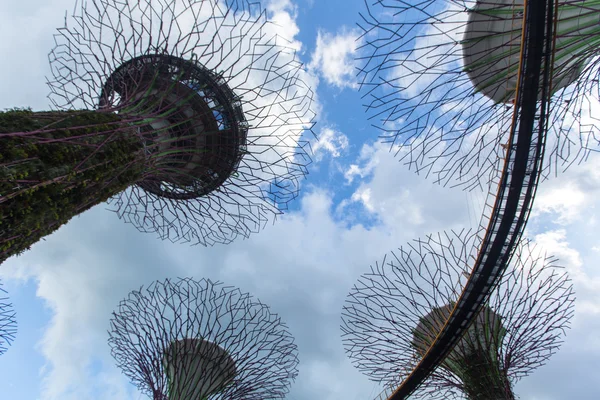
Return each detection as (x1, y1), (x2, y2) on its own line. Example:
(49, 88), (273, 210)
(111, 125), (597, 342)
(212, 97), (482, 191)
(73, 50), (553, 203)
(0, 281), (17, 355)
(108, 277), (299, 400)
(357, 0), (600, 190)
(341, 230), (575, 400)
(0, 0), (316, 263)
(356, 3), (587, 396)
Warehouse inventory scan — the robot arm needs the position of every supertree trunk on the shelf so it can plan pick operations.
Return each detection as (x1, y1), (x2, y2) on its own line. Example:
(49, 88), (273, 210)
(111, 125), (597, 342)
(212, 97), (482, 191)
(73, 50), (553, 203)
(341, 230), (575, 400)
(0, 109), (144, 261)
(413, 304), (515, 399)
(449, 333), (515, 400)
(1, 0), (317, 261)
(459, 352), (514, 400)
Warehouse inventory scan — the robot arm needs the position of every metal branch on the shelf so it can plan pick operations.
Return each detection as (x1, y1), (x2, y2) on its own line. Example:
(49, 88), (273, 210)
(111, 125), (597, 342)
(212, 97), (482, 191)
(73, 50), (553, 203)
(357, 0), (600, 190)
(341, 229), (575, 400)
(0, 281), (17, 355)
(109, 277), (298, 400)
(1, 0), (317, 262)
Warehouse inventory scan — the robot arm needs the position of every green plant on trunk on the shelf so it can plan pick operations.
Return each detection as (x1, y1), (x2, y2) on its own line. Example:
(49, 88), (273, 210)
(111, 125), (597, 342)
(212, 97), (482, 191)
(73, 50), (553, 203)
(0, 109), (144, 262)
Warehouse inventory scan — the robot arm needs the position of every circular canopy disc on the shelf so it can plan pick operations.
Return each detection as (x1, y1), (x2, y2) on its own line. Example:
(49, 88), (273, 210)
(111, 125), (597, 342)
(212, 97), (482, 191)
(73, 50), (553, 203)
(463, 0), (600, 104)
(100, 54), (248, 199)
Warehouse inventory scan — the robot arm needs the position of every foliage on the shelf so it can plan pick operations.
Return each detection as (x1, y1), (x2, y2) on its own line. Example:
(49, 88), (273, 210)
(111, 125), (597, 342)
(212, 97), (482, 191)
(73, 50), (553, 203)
(0, 109), (144, 263)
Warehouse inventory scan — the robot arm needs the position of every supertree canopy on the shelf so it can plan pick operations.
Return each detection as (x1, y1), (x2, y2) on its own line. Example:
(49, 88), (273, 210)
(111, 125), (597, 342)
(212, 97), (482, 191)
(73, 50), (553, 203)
(0, 0), (316, 263)
(0, 281), (17, 356)
(341, 230), (575, 400)
(108, 278), (298, 400)
(357, 0), (600, 189)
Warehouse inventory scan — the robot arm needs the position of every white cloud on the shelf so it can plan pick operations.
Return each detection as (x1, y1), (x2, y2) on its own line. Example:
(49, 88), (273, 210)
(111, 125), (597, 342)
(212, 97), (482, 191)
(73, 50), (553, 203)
(0, 131), (477, 400)
(343, 164), (362, 183)
(338, 141), (485, 230)
(515, 225), (600, 400)
(309, 27), (361, 89)
(533, 229), (600, 316)
(1, 0), (321, 248)
(2, 142), (599, 400)
(265, 0), (302, 52)
(3, 1), (600, 400)
(531, 154), (600, 224)
(0, 0), (75, 110)
(384, 2), (468, 98)
(350, 187), (374, 212)
(343, 142), (377, 184)
(312, 127), (349, 161)
(513, 152), (600, 399)
(532, 176), (589, 225)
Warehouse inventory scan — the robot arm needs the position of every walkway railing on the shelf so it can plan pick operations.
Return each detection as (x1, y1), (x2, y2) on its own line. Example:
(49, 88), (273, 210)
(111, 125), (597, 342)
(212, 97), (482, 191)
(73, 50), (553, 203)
(386, 0), (554, 398)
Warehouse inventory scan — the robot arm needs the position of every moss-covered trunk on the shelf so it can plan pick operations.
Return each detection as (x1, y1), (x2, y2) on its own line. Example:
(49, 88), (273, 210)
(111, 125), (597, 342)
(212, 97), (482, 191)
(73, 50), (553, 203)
(457, 351), (514, 400)
(0, 109), (145, 263)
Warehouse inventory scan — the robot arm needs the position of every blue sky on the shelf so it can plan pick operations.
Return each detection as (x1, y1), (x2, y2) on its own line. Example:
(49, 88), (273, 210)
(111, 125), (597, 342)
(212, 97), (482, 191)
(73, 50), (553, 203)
(1, 0), (600, 399)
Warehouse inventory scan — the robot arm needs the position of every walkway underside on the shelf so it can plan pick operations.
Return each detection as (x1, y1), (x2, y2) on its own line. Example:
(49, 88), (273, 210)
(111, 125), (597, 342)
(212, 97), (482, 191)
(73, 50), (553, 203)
(386, 0), (554, 398)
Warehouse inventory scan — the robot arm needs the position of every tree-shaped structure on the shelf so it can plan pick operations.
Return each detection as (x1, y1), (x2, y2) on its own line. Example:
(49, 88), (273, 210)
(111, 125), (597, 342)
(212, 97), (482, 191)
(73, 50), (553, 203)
(357, 0), (600, 189)
(0, 0), (316, 263)
(109, 278), (298, 400)
(341, 230), (575, 399)
(0, 281), (17, 355)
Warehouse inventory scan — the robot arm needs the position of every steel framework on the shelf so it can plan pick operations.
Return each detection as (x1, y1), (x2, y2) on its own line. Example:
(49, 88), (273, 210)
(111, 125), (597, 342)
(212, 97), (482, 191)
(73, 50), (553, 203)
(357, 0), (600, 190)
(341, 230), (575, 400)
(0, 281), (17, 356)
(1, 0), (316, 263)
(353, 1), (560, 397)
(109, 277), (298, 400)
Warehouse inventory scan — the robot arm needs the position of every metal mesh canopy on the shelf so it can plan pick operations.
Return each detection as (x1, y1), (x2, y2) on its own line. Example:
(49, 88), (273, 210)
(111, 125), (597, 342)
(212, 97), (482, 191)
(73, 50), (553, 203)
(0, 281), (17, 356)
(99, 54), (249, 200)
(357, 0), (600, 190)
(341, 230), (575, 400)
(46, 0), (316, 246)
(108, 278), (299, 400)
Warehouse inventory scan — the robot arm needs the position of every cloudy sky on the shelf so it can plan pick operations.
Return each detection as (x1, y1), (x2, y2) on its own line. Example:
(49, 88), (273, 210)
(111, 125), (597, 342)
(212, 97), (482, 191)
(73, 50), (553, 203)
(1, 0), (599, 399)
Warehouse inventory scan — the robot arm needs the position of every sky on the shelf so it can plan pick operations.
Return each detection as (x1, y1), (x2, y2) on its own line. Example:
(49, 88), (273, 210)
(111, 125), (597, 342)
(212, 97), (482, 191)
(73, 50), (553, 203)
(1, 0), (600, 399)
